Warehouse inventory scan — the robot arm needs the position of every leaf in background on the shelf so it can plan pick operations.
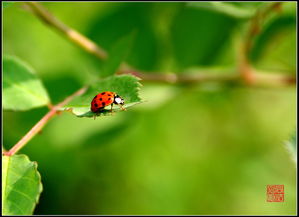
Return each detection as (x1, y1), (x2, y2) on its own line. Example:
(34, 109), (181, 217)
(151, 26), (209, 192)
(3, 55), (50, 111)
(2, 154), (43, 215)
(62, 75), (142, 117)
(171, 6), (237, 70)
(250, 15), (296, 72)
(285, 132), (297, 164)
(87, 3), (161, 71)
(101, 32), (135, 77)
(2, 2), (14, 9)
(187, 2), (260, 19)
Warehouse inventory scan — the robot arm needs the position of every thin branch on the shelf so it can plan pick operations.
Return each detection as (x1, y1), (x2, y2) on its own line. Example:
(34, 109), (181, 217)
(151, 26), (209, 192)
(239, 2), (283, 84)
(24, 1), (295, 87)
(244, 2), (282, 54)
(3, 87), (88, 156)
(3, 2), (295, 156)
(24, 2), (107, 60)
(118, 68), (296, 86)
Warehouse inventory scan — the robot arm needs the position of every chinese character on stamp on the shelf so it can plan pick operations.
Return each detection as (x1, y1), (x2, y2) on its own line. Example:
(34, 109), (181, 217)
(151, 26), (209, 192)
(267, 185), (284, 202)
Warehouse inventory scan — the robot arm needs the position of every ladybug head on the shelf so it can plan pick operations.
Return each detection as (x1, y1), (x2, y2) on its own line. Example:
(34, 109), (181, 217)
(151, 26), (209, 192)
(114, 94), (124, 105)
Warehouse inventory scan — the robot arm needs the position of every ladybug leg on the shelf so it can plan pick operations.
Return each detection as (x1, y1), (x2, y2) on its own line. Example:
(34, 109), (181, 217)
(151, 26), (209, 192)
(110, 104), (116, 116)
(119, 105), (126, 111)
(93, 111), (99, 120)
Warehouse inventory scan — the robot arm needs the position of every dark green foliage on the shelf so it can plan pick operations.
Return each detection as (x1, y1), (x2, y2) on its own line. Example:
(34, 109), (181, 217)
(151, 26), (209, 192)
(3, 2), (296, 215)
(100, 32), (135, 77)
(170, 7), (237, 70)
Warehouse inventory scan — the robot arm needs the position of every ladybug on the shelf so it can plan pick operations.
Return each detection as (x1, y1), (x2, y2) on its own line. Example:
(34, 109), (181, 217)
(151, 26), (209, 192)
(90, 91), (125, 115)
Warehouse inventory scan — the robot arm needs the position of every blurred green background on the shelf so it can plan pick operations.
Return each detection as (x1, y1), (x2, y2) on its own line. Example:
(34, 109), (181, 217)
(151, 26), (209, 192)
(3, 2), (296, 215)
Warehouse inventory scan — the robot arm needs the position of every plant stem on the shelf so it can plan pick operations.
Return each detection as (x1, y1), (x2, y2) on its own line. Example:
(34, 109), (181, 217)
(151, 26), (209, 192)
(24, 2), (295, 87)
(24, 2), (107, 60)
(244, 2), (282, 54)
(3, 87), (87, 156)
(239, 2), (283, 84)
(118, 69), (296, 86)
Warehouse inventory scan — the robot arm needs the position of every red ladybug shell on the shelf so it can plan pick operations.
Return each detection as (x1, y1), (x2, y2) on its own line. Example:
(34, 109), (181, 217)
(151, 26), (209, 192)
(91, 91), (115, 113)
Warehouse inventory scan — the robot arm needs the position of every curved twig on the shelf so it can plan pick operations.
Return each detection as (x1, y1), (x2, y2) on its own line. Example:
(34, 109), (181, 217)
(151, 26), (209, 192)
(3, 87), (88, 156)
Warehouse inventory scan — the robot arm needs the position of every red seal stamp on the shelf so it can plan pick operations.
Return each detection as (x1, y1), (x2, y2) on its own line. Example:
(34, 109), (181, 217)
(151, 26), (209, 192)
(267, 185), (284, 202)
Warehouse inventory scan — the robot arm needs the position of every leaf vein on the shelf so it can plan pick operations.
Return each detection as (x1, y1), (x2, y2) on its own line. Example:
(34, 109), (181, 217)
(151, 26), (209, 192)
(4, 76), (48, 103)
(7, 186), (36, 203)
(5, 199), (26, 215)
(7, 169), (38, 184)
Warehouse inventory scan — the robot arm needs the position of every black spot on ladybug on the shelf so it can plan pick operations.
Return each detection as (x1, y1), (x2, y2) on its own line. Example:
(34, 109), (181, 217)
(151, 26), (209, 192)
(99, 98), (102, 101)
(102, 102), (105, 107)
(108, 94), (112, 96)
(101, 92), (105, 95)
(94, 103), (98, 107)
(108, 98), (111, 100)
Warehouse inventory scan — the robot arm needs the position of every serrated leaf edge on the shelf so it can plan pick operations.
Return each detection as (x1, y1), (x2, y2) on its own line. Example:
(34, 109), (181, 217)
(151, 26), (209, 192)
(61, 74), (143, 117)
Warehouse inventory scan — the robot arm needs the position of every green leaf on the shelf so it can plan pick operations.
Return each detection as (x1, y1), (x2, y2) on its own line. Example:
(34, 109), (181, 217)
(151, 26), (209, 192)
(251, 16), (296, 72)
(62, 75), (142, 118)
(101, 32), (135, 77)
(3, 55), (50, 111)
(171, 5), (237, 70)
(2, 2), (14, 9)
(87, 3), (163, 71)
(2, 154), (43, 215)
(187, 2), (261, 19)
(285, 132), (297, 164)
